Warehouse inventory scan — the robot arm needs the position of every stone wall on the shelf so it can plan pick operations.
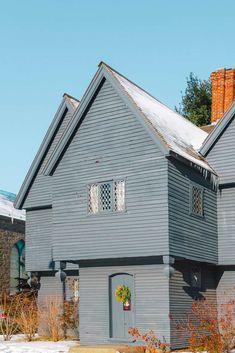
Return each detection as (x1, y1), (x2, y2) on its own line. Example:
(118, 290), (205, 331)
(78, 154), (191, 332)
(0, 215), (25, 292)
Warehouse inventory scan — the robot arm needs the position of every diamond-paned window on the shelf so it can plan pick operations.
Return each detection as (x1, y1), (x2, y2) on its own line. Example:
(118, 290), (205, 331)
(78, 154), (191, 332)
(191, 185), (203, 217)
(100, 182), (112, 212)
(88, 184), (98, 214)
(114, 180), (125, 212)
(88, 180), (125, 214)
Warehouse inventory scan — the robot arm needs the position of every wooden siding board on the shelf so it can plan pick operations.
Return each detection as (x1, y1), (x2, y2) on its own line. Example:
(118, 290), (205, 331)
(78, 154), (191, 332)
(206, 115), (235, 184)
(216, 267), (235, 328)
(38, 276), (63, 304)
(170, 261), (217, 349)
(25, 209), (53, 271)
(52, 79), (168, 261)
(79, 265), (170, 345)
(217, 267), (235, 299)
(217, 189), (235, 264)
(206, 116), (235, 265)
(38, 275), (79, 304)
(168, 160), (217, 263)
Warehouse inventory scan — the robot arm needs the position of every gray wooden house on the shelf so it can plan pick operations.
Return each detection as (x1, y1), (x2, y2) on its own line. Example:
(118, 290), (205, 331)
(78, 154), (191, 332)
(15, 63), (234, 348)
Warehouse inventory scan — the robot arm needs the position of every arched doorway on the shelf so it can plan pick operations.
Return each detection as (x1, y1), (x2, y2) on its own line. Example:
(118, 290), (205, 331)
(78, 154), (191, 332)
(10, 240), (27, 293)
(109, 273), (135, 339)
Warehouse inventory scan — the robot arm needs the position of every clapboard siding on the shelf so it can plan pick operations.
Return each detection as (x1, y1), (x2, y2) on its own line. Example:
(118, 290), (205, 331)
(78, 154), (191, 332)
(217, 189), (235, 264)
(205, 115), (235, 265)
(38, 276), (62, 336)
(38, 275), (79, 303)
(216, 266), (235, 301)
(168, 159), (217, 263)
(38, 276), (63, 305)
(25, 209), (53, 271)
(52, 79), (168, 261)
(79, 265), (170, 344)
(206, 115), (235, 184)
(170, 261), (217, 349)
(24, 109), (73, 209)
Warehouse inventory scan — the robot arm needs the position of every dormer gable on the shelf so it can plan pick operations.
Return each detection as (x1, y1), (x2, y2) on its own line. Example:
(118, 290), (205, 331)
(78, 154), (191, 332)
(200, 101), (235, 184)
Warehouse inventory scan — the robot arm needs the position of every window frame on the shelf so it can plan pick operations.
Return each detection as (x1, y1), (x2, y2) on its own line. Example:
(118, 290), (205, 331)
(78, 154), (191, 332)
(87, 179), (126, 215)
(190, 183), (204, 218)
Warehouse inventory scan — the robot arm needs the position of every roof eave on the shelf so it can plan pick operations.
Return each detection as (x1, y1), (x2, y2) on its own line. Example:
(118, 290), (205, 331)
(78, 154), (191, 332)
(168, 150), (217, 177)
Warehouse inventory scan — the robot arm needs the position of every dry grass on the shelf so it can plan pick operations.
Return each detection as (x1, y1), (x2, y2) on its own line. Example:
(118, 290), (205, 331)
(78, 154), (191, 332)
(14, 292), (38, 341)
(38, 295), (64, 341)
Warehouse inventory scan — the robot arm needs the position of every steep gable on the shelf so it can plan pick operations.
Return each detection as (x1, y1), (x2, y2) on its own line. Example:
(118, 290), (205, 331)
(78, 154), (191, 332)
(201, 102), (235, 183)
(15, 94), (79, 209)
(43, 63), (214, 178)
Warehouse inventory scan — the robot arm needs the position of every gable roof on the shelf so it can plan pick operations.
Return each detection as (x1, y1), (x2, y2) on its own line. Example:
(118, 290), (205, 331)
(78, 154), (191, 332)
(14, 94), (79, 209)
(200, 100), (235, 156)
(43, 62), (214, 177)
(107, 65), (212, 171)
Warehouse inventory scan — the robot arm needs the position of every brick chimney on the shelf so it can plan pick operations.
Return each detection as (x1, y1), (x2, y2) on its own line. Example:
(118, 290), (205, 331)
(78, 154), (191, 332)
(210, 68), (235, 123)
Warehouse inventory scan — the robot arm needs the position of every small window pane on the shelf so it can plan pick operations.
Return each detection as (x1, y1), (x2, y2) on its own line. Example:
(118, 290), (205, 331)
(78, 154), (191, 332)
(114, 180), (125, 211)
(192, 185), (203, 216)
(88, 184), (98, 214)
(191, 267), (201, 289)
(100, 182), (112, 211)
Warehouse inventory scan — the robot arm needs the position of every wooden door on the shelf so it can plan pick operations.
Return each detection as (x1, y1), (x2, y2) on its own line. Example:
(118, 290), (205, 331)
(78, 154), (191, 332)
(110, 273), (134, 339)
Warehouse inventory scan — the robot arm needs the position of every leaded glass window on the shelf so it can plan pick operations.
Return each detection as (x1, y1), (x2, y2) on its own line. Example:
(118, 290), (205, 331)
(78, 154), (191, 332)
(114, 180), (125, 212)
(191, 185), (203, 217)
(88, 180), (125, 214)
(88, 184), (98, 214)
(100, 182), (112, 212)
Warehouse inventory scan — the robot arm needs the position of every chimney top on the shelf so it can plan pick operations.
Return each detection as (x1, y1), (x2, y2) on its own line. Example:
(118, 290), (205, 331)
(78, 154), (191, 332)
(210, 67), (235, 123)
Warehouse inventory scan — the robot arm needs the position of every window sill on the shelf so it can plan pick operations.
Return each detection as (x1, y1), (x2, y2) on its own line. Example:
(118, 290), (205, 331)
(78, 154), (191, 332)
(87, 210), (127, 217)
(189, 211), (205, 220)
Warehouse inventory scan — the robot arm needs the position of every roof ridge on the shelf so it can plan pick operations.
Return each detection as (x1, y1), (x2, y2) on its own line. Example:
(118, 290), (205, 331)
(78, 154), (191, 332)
(63, 92), (80, 103)
(100, 62), (205, 134)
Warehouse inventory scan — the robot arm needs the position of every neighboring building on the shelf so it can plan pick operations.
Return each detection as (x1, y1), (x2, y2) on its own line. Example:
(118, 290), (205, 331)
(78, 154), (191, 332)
(14, 63), (235, 348)
(0, 190), (25, 293)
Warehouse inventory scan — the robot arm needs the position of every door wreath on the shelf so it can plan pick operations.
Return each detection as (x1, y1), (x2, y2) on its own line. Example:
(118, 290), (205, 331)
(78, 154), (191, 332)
(115, 284), (131, 310)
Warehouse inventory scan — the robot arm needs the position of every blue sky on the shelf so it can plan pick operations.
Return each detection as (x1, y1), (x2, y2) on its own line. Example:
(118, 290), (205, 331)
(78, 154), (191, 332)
(1, 0), (235, 193)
